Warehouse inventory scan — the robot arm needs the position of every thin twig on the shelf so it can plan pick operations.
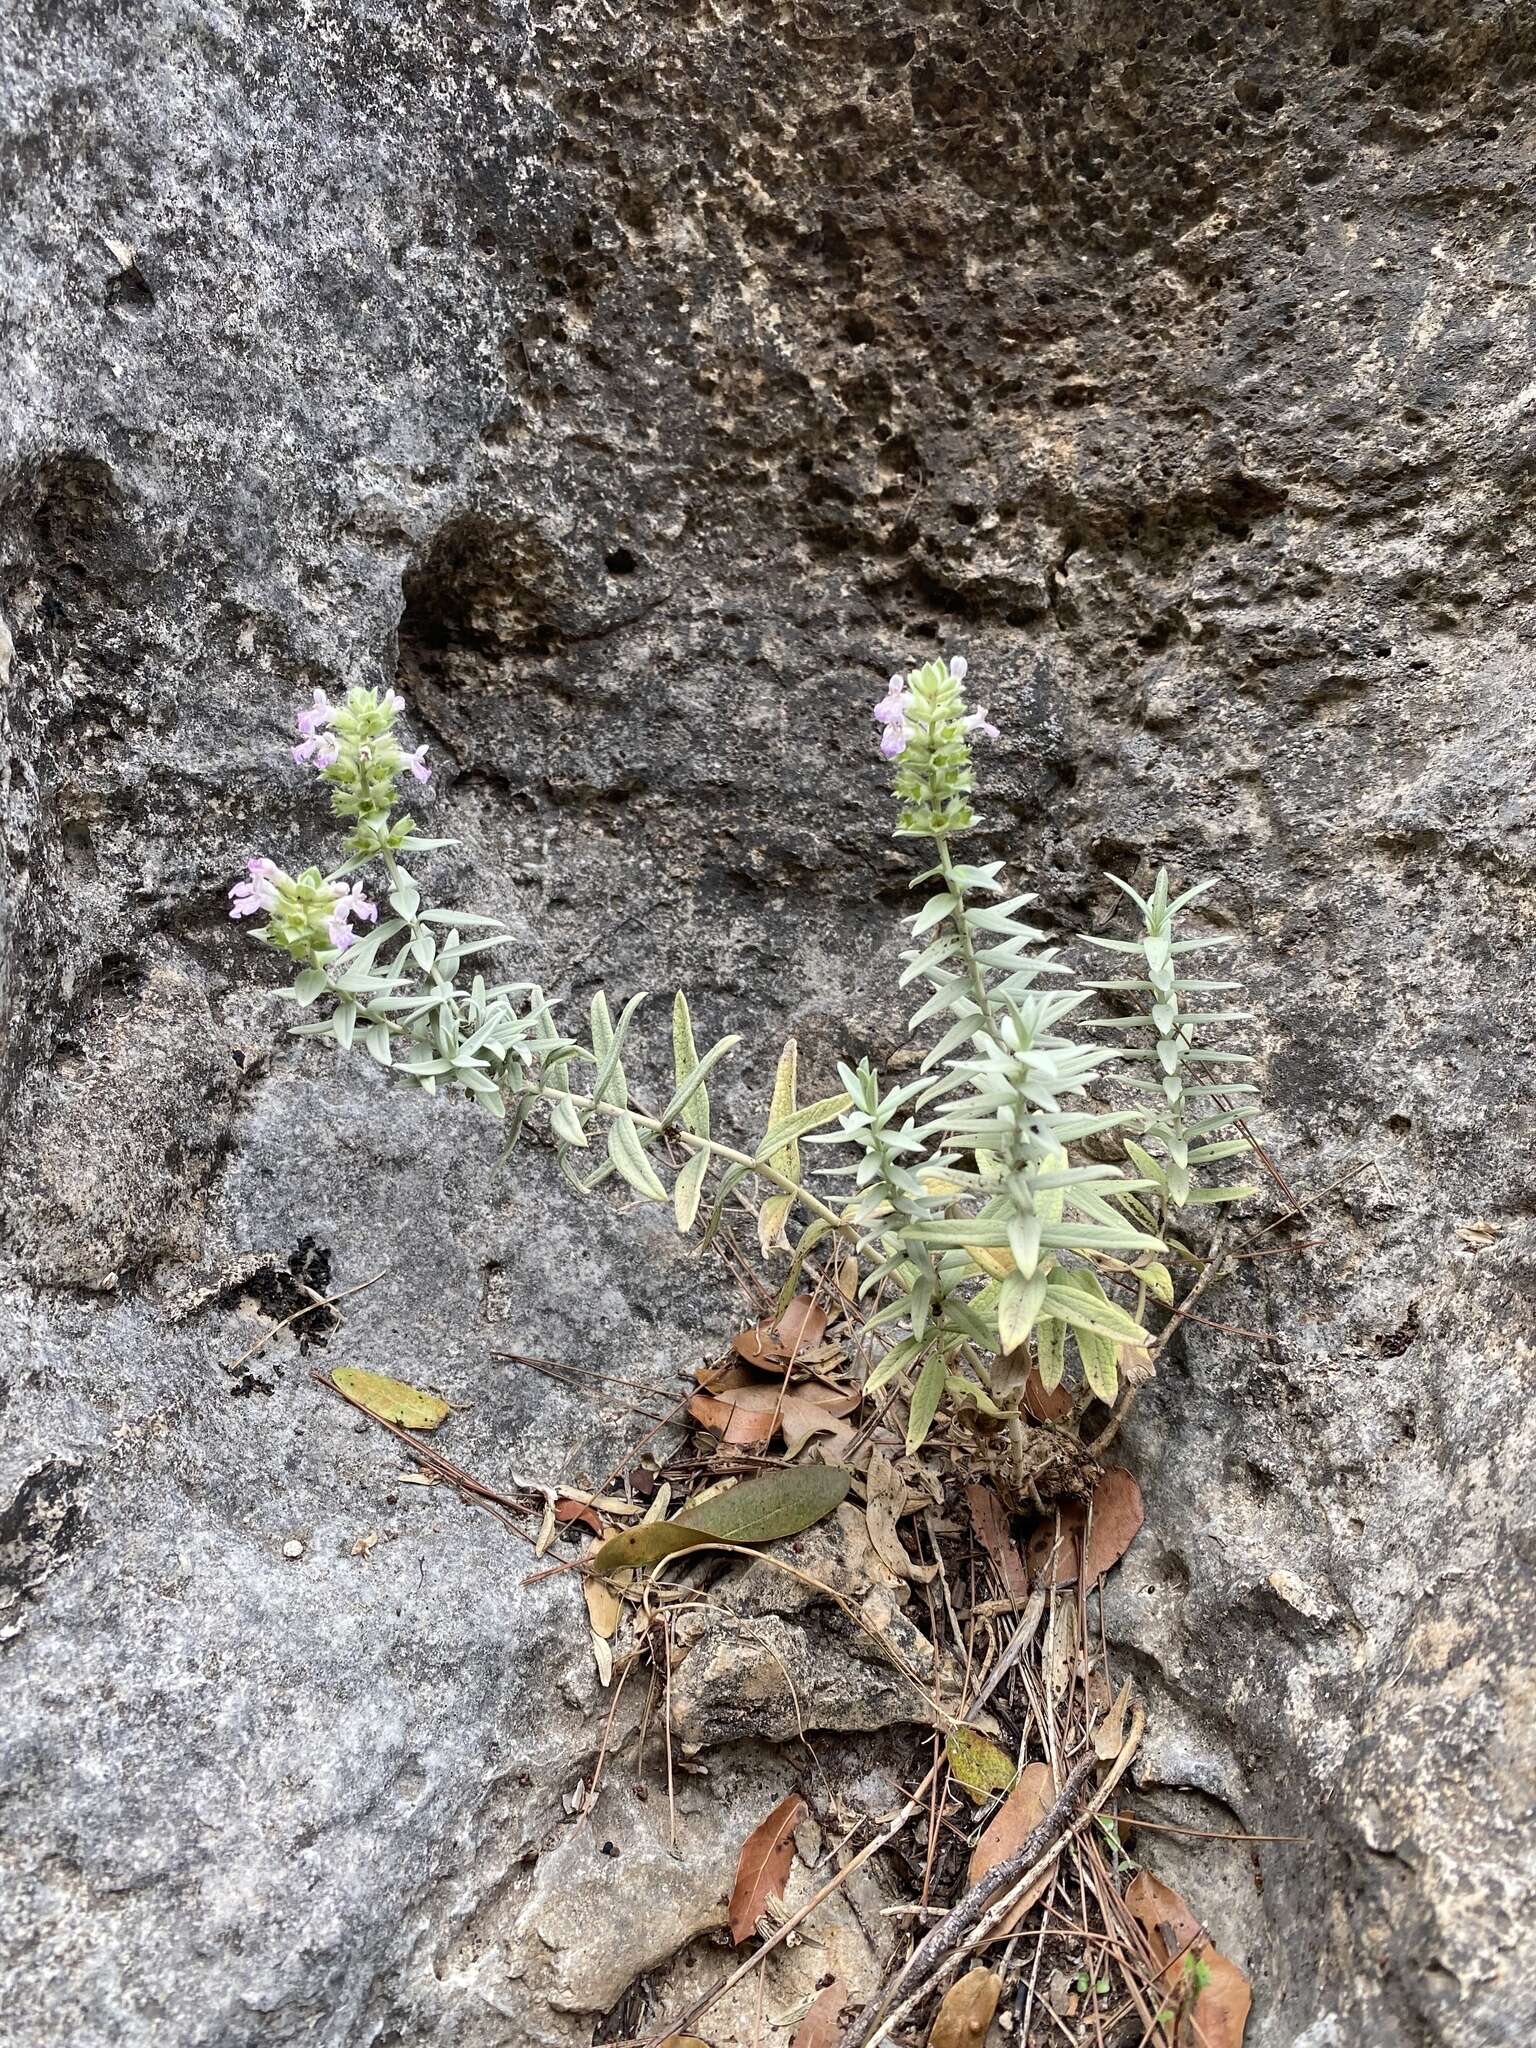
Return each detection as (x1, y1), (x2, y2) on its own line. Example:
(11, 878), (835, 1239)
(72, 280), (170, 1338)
(312, 1372), (539, 1543)
(636, 1761), (941, 2048)
(226, 1267), (387, 1373)
(843, 1751), (1100, 2047)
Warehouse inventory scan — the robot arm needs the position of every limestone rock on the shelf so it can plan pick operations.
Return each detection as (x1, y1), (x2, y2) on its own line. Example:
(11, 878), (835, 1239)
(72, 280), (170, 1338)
(3, 4), (1534, 2045)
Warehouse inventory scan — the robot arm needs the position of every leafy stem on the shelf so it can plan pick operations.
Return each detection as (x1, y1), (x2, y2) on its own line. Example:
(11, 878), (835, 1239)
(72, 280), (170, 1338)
(516, 1080), (847, 1228)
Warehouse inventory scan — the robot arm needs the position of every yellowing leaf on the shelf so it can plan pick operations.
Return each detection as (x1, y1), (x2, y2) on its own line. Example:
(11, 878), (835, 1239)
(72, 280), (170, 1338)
(583, 1576), (622, 1640)
(330, 1368), (449, 1431)
(1140, 1259), (1176, 1307)
(945, 1725), (1017, 1802)
(758, 1191), (795, 1257)
(966, 1241), (1014, 1281)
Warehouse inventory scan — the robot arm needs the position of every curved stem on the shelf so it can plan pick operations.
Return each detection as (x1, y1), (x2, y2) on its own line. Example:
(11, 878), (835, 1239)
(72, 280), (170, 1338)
(526, 1082), (846, 1228)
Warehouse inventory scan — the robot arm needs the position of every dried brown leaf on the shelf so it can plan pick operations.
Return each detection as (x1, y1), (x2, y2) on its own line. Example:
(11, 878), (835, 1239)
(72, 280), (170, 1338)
(1026, 1467), (1145, 1588)
(731, 1296), (830, 1366)
(1021, 1366), (1073, 1424)
(1093, 1676), (1134, 1761)
(791, 1979), (846, 2048)
(1125, 1870), (1252, 2048)
(583, 1577), (622, 1640)
(928, 1965), (1002, 2048)
(728, 1792), (806, 1944)
(865, 1450), (938, 1582)
(1043, 1591), (1078, 1706)
(687, 1387), (780, 1444)
(966, 1761), (1057, 1934)
(965, 1485), (1030, 1601)
(554, 1497), (604, 1535)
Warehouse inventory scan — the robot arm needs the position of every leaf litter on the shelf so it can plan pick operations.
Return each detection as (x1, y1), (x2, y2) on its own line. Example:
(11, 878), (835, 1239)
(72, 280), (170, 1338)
(316, 1213), (1254, 2048)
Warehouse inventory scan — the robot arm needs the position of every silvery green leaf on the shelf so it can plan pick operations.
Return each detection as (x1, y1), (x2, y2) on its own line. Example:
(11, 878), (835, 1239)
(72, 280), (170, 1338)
(697, 1161), (750, 1250)
(998, 1269), (1048, 1350)
(866, 1334), (922, 1395)
(661, 1027), (741, 1136)
(419, 909), (507, 927)
(1039, 1221), (1163, 1253)
(365, 1021), (393, 1066)
(607, 1112), (667, 1201)
(550, 1095), (589, 1148)
(293, 968), (327, 1007)
(395, 834), (456, 851)
(388, 871), (420, 918)
(672, 1146), (710, 1232)
(1042, 1274), (1147, 1343)
(1036, 1316), (1067, 1391)
(944, 860), (1007, 893)
(410, 928), (436, 972)
(1181, 1183), (1258, 1205)
(462, 1073), (505, 1118)
(333, 1004), (357, 1050)
(395, 1056), (455, 1076)
(898, 931), (961, 988)
(1188, 1138), (1252, 1164)
(908, 891), (957, 938)
(1073, 1325), (1118, 1404)
(906, 1351), (946, 1454)
(589, 989), (646, 1110)
(754, 1091), (852, 1164)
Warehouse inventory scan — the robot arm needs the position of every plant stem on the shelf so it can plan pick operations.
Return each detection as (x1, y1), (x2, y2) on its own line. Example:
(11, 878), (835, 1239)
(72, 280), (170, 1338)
(525, 1082), (847, 1228)
(934, 832), (999, 1037)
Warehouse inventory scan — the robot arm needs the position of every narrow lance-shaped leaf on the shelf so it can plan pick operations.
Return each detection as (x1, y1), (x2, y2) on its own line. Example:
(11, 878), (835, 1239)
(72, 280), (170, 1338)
(587, 1464), (852, 1571)
(673, 1145), (710, 1233)
(756, 1092), (854, 1163)
(607, 1111), (668, 1201)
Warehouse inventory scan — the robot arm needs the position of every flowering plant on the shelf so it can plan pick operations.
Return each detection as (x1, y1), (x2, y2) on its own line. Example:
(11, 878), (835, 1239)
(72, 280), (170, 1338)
(230, 660), (1258, 1473)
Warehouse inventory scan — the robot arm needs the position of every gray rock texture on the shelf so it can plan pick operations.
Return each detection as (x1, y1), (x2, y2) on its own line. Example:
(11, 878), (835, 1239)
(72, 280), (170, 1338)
(3, 3), (1534, 2045)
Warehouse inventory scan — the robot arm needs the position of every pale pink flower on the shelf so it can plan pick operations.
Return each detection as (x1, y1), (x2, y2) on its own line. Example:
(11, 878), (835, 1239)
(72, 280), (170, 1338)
(872, 674), (911, 760)
(325, 882), (377, 953)
(229, 857), (281, 920)
(295, 689), (334, 736)
(292, 732), (340, 768)
(963, 707), (1000, 740)
(405, 745), (431, 783)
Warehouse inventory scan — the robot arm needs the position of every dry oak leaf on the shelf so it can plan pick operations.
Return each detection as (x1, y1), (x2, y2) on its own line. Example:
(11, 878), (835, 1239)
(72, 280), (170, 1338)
(928, 1966), (1002, 2048)
(866, 1450), (939, 1583)
(964, 1484), (1030, 1601)
(728, 1792), (806, 1945)
(731, 1295), (830, 1367)
(554, 1497), (604, 1535)
(966, 1762), (1058, 1934)
(1025, 1467), (1144, 1588)
(791, 1978), (846, 2048)
(1021, 1365), (1073, 1424)
(689, 1381), (858, 1455)
(1125, 1870), (1252, 2048)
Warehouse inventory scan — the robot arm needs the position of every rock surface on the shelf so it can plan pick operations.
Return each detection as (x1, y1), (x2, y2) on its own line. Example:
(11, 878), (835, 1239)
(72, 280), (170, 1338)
(3, 3), (1535, 2045)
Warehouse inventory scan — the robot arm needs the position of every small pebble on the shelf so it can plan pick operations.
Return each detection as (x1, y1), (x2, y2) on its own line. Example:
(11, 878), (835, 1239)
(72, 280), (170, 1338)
(282, 1539), (305, 1561)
